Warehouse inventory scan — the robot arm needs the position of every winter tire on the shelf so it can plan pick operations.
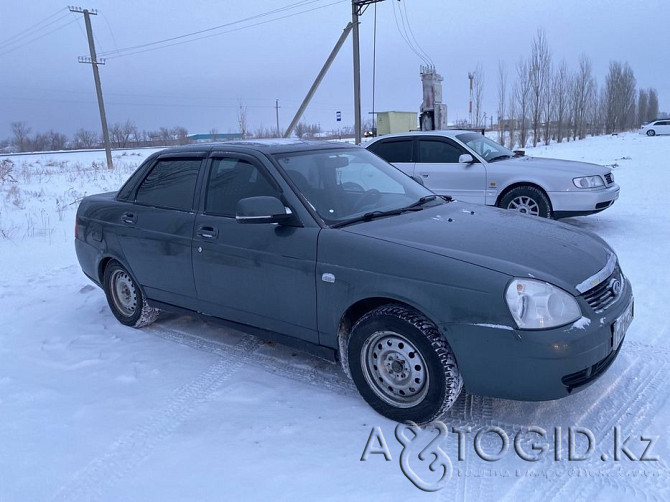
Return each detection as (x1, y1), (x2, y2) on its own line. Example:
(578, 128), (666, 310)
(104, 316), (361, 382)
(647, 129), (656, 136)
(499, 185), (552, 218)
(103, 261), (159, 328)
(347, 304), (463, 424)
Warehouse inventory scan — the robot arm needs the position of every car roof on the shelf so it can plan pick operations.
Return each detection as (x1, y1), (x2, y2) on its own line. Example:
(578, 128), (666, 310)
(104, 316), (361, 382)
(156, 138), (358, 156)
(365, 129), (481, 144)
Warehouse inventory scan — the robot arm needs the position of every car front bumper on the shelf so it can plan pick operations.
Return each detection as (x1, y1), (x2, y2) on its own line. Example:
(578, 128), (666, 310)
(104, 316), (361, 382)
(442, 278), (633, 401)
(548, 183), (620, 216)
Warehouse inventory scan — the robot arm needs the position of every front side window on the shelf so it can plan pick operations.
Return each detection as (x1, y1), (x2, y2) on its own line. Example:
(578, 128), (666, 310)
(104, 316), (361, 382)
(418, 139), (466, 163)
(205, 157), (279, 216)
(275, 148), (435, 225)
(135, 158), (201, 211)
(457, 133), (514, 162)
(367, 139), (413, 163)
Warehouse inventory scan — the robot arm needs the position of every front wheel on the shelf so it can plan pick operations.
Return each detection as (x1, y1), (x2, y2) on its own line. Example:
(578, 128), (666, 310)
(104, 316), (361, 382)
(347, 305), (463, 424)
(499, 186), (552, 218)
(103, 261), (159, 328)
(647, 129), (656, 137)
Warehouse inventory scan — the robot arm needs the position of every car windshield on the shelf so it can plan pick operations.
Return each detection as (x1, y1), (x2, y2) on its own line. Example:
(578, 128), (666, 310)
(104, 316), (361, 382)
(456, 132), (515, 162)
(273, 147), (440, 226)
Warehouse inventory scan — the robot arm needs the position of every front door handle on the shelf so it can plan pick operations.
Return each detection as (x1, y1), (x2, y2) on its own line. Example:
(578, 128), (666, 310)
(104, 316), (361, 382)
(121, 212), (136, 224)
(197, 225), (219, 239)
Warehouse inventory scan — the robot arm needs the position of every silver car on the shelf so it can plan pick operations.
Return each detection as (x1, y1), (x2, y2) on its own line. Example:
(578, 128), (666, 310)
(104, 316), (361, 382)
(366, 130), (620, 218)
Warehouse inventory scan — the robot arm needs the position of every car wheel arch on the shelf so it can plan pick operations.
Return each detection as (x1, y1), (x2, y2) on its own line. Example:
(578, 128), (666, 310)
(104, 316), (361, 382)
(336, 297), (450, 378)
(496, 182), (553, 210)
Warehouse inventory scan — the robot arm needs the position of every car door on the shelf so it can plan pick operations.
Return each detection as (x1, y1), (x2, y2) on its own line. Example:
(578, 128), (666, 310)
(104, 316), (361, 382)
(114, 154), (203, 309)
(659, 121), (670, 135)
(366, 138), (415, 177)
(191, 152), (320, 343)
(415, 137), (487, 203)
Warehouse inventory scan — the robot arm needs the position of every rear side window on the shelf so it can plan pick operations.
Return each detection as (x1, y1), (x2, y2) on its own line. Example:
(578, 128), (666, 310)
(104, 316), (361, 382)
(368, 140), (413, 163)
(418, 139), (466, 163)
(205, 158), (279, 216)
(135, 158), (201, 211)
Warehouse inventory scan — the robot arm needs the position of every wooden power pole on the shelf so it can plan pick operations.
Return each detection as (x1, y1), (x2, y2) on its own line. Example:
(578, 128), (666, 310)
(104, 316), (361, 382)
(69, 7), (113, 169)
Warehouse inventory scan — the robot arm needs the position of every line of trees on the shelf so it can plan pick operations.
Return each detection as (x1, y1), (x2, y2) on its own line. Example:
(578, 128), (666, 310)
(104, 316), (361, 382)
(2, 120), (192, 153)
(496, 29), (662, 149)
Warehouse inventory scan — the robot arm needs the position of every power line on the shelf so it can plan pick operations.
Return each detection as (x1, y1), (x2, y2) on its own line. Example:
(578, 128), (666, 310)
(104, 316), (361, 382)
(400, 0), (433, 66)
(391, 0), (430, 65)
(0, 8), (68, 49)
(99, 0), (344, 59)
(0, 15), (78, 56)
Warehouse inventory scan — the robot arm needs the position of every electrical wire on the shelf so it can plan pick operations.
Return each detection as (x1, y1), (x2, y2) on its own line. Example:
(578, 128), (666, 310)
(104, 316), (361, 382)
(0, 16), (79, 57)
(400, 0), (433, 66)
(99, 0), (342, 59)
(391, 0), (430, 65)
(0, 8), (68, 49)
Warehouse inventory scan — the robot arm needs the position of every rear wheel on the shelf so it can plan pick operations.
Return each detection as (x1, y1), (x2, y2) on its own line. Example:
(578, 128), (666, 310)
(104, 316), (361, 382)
(647, 129), (656, 136)
(103, 261), (159, 328)
(347, 304), (462, 424)
(499, 186), (552, 218)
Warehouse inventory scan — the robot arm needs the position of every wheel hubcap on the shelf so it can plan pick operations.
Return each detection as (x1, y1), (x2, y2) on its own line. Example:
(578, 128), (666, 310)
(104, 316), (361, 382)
(361, 331), (429, 408)
(111, 270), (137, 317)
(508, 196), (540, 216)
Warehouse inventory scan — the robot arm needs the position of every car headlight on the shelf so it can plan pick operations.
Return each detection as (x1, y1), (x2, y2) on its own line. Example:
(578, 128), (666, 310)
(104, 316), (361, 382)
(505, 279), (581, 329)
(573, 176), (604, 188)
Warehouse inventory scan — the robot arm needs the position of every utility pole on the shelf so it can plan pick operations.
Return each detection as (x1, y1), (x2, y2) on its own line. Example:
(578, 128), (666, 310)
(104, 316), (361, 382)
(468, 72), (474, 127)
(69, 6), (113, 170)
(352, 1), (384, 144)
(275, 99), (280, 137)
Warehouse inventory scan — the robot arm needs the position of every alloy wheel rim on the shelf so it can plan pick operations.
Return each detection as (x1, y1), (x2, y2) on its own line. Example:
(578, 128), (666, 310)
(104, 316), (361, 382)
(508, 195), (540, 216)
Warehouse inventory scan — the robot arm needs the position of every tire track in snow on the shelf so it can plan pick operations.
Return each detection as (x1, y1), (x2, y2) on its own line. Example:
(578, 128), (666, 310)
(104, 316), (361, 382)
(503, 345), (670, 502)
(51, 334), (262, 502)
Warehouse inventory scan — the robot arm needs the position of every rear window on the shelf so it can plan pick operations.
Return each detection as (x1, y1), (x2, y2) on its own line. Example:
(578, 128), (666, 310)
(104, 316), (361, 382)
(135, 158), (201, 211)
(367, 139), (413, 163)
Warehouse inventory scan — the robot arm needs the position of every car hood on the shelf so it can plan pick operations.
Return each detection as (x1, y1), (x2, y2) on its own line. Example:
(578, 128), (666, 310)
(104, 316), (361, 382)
(499, 156), (610, 176)
(342, 202), (612, 294)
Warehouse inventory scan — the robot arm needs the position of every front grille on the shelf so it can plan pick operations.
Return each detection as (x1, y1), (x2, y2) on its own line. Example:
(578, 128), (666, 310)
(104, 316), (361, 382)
(581, 267), (622, 313)
(604, 173), (613, 184)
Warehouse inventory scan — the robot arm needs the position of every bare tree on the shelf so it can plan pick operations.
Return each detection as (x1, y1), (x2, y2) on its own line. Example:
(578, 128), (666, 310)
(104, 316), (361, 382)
(497, 61), (507, 144)
(473, 64), (485, 127)
(11, 122), (31, 152)
(110, 119), (137, 148)
(647, 88), (659, 122)
(507, 89), (517, 149)
(237, 101), (248, 138)
(74, 129), (99, 149)
(172, 126), (189, 145)
(637, 89), (649, 126)
(46, 130), (68, 150)
(603, 61), (636, 133)
(515, 58), (531, 148)
(571, 55), (596, 139)
(553, 61), (571, 143)
(529, 29), (551, 147)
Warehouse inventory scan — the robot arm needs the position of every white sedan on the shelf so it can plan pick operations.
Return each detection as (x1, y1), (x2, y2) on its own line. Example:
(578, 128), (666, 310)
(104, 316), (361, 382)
(639, 119), (670, 136)
(366, 130), (620, 218)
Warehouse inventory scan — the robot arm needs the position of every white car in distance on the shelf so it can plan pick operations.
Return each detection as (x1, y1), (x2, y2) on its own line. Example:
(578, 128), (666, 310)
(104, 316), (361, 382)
(366, 130), (620, 219)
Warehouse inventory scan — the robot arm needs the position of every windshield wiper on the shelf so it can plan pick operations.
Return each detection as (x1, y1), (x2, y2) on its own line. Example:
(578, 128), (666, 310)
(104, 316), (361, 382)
(331, 195), (440, 228)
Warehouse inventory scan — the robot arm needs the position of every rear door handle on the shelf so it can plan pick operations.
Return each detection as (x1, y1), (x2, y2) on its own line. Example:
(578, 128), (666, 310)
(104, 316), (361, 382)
(197, 225), (219, 239)
(121, 212), (136, 224)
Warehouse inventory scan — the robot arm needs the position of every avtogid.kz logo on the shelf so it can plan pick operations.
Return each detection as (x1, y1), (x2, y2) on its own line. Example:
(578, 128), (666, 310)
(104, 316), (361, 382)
(360, 421), (659, 492)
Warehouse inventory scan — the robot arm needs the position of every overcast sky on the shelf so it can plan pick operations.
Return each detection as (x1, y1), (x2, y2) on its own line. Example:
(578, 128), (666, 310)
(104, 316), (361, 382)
(1, 0), (668, 140)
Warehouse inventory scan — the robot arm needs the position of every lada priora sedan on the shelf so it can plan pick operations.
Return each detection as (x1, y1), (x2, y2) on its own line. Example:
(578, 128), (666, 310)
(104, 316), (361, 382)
(366, 131), (620, 219)
(75, 139), (633, 423)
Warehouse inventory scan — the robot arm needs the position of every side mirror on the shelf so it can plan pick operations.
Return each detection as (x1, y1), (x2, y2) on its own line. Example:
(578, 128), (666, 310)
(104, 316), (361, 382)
(458, 154), (475, 164)
(410, 175), (425, 186)
(236, 196), (292, 224)
(513, 150), (525, 157)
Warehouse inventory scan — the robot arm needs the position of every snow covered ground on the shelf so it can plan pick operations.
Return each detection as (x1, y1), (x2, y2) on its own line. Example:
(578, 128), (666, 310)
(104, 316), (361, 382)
(0, 134), (669, 501)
